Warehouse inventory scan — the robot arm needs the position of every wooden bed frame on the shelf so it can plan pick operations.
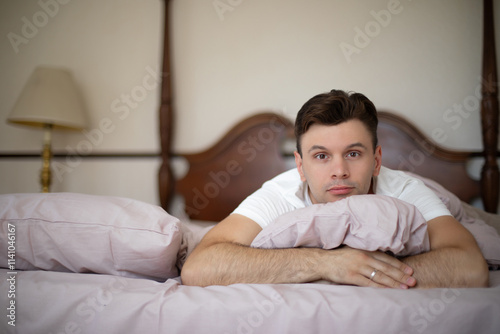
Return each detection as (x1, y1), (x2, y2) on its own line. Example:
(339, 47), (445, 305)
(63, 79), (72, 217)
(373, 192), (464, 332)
(158, 0), (499, 220)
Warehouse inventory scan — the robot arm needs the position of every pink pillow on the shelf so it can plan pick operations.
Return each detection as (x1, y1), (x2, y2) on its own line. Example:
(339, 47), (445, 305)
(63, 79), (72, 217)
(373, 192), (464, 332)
(407, 172), (500, 268)
(251, 195), (430, 257)
(0, 193), (182, 280)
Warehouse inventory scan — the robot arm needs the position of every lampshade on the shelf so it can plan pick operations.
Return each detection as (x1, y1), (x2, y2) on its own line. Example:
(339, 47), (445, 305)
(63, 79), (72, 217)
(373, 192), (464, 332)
(7, 66), (88, 130)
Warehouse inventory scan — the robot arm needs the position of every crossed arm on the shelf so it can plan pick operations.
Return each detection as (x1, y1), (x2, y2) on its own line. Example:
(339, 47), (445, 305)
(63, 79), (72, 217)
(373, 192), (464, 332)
(400, 215), (488, 288)
(181, 214), (489, 288)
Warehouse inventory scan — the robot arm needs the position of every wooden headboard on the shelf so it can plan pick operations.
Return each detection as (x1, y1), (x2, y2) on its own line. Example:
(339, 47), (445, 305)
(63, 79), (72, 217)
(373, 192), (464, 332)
(176, 113), (293, 221)
(158, 0), (499, 220)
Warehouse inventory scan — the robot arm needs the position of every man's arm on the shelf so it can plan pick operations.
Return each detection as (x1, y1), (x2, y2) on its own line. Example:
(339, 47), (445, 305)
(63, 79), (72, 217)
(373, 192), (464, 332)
(401, 215), (489, 288)
(181, 214), (416, 288)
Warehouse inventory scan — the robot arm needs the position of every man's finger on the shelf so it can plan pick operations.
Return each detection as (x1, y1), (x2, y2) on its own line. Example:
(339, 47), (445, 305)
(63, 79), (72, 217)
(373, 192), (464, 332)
(364, 253), (417, 288)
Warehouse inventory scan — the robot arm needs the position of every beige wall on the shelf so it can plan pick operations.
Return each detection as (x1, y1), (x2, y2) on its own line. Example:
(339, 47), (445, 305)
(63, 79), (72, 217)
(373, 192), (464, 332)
(0, 0), (498, 207)
(0, 0), (162, 203)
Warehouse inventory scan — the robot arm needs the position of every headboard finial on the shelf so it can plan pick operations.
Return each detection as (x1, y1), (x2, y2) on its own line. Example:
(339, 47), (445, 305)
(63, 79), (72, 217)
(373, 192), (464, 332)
(159, 0), (175, 210)
(480, 0), (499, 213)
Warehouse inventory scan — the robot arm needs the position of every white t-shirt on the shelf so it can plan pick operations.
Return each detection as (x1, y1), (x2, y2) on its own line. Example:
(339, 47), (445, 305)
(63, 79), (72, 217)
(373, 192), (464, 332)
(232, 166), (451, 228)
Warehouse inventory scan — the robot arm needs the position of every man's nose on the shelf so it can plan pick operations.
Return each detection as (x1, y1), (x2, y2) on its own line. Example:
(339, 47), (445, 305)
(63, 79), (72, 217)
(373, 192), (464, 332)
(330, 157), (349, 179)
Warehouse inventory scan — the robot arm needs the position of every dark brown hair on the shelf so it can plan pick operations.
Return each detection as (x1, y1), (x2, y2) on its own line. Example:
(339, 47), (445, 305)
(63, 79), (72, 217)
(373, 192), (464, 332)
(295, 89), (378, 156)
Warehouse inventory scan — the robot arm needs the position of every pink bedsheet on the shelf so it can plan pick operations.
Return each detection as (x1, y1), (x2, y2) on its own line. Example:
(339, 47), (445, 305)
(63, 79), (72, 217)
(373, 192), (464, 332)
(1, 269), (499, 334)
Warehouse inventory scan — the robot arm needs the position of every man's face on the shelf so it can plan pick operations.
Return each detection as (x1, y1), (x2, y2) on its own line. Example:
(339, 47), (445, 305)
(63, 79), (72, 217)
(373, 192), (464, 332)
(294, 119), (382, 204)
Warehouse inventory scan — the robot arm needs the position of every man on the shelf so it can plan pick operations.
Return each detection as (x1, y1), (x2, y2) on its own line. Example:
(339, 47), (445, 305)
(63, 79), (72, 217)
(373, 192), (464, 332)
(181, 89), (488, 288)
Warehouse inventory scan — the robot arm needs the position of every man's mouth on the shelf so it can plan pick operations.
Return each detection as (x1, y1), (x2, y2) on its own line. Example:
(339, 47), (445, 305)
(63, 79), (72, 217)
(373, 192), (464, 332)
(327, 185), (354, 196)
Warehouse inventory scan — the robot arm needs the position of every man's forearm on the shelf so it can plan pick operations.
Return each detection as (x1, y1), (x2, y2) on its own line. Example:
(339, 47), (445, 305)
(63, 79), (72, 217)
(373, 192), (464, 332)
(182, 242), (416, 288)
(401, 248), (489, 288)
(181, 242), (324, 286)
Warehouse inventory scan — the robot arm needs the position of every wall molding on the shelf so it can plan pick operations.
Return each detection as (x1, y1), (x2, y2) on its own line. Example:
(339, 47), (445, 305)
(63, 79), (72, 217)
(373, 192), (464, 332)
(0, 152), (161, 159)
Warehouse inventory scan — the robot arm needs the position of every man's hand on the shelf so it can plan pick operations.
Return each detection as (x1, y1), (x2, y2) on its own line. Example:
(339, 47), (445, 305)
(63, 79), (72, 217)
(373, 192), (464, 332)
(322, 246), (416, 289)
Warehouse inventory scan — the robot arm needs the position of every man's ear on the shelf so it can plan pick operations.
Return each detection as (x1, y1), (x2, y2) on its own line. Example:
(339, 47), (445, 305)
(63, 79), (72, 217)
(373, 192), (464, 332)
(294, 151), (307, 182)
(373, 145), (382, 176)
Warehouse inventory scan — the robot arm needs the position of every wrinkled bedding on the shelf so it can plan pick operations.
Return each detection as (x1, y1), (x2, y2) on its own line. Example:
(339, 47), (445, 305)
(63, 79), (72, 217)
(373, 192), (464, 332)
(1, 183), (500, 333)
(1, 269), (499, 334)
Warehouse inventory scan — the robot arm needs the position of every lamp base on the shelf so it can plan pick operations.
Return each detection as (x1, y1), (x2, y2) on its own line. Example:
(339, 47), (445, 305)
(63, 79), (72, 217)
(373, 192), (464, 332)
(40, 125), (52, 193)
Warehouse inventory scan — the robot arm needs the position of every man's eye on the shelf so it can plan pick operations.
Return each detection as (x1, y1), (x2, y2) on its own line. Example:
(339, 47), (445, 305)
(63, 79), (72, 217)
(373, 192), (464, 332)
(315, 154), (327, 160)
(346, 152), (360, 158)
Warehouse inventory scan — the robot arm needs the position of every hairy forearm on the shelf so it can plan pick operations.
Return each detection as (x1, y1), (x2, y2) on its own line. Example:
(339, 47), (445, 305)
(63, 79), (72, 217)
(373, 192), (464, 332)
(401, 248), (489, 288)
(181, 242), (324, 286)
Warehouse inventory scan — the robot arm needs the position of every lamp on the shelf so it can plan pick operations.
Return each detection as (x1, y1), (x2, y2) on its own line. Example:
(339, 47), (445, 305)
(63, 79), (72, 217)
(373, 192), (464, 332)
(7, 66), (88, 192)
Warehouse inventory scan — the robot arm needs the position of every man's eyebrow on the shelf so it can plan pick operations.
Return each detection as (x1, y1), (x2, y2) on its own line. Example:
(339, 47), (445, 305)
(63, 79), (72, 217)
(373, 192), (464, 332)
(346, 142), (369, 150)
(307, 145), (328, 153)
(307, 142), (369, 153)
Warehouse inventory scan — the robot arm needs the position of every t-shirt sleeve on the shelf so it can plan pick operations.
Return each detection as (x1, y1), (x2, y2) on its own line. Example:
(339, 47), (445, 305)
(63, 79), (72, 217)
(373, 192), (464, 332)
(232, 183), (298, 229)
(398, 178), (452, 221)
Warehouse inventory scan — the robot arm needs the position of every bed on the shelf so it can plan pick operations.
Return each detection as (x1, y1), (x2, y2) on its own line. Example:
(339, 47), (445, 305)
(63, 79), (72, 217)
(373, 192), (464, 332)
(2, 0), (500, 333)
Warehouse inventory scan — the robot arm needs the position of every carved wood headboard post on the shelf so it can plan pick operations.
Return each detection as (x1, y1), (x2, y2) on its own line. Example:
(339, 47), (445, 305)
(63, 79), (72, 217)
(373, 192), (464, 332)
(481, 0), (499, 213)
(159, 0), (175, 210)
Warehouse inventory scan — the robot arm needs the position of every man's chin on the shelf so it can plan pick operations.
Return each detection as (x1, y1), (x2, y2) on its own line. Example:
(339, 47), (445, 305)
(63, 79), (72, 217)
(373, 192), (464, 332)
(326, 193), (352, 203)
